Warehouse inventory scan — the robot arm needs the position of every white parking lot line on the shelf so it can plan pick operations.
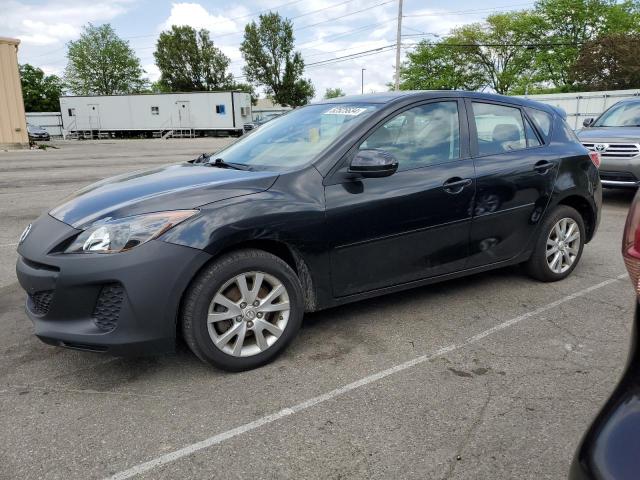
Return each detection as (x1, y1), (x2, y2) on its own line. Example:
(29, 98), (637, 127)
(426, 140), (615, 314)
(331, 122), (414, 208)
(106, 273), (628, 480)
(0, 243), (17, 248)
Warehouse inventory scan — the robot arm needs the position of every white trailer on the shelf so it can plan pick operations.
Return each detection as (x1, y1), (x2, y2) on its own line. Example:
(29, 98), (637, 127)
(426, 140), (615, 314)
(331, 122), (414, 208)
(59, 91), (252, 139)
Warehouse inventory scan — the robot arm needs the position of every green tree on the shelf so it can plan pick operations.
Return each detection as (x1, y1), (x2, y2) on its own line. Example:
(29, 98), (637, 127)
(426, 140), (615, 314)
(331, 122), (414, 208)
(449, 11), (544, 94)
(533, 0), (640, 89)
(572, 33), (640, 90)
(65, 23), (147, 95)
(324, 87), (346, 99)
(19, 64), (63, 111)
(240, 12), (314, 106)
(398, 38), (486, 91)
(154, 25), (235, 91)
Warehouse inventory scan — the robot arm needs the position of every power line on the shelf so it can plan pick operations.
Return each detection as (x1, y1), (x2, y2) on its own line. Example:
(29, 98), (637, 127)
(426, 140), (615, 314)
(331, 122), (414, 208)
(306, 44), (397, 67)
(297, 18), (396, 49)
(33, 0), (392, 65)
(296, 0), (396, 31)
(402, 3), (532, 18)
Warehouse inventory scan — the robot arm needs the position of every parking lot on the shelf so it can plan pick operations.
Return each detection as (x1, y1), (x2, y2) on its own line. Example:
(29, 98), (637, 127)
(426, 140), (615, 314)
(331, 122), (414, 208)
(0, 138), (635, 479)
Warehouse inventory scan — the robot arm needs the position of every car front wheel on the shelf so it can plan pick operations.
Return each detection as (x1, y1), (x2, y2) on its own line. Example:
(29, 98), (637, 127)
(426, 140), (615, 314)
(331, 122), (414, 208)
(181, 249), (304, 371)
(524, 205), (586, 282)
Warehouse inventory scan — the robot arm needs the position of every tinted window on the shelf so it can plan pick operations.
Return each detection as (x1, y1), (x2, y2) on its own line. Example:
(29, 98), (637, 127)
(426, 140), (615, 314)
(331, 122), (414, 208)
(525, 107), (553, 139)
(360, 101), (460, 170)
(593, 101), (640, 127)
(559, 121), (581, 144)
(525, 117), (542, 147)
(215, 103), (380, 170)
(472, 102), (526, 155)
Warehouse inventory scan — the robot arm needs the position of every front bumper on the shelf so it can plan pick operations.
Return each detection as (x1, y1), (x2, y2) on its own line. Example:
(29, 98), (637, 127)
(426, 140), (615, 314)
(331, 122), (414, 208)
(598, 155), (640, 187)
(15, 214), (210, 356)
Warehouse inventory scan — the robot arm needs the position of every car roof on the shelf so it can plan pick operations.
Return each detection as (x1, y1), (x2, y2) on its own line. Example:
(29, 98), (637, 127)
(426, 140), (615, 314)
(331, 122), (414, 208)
(317, 90), (557, 115)
(613, 98), (640, 105)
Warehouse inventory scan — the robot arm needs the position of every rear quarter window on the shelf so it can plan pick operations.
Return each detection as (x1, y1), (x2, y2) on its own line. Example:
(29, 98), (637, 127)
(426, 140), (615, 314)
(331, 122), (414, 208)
(525, 107), (553, 140)
(557, 120), (581, 145)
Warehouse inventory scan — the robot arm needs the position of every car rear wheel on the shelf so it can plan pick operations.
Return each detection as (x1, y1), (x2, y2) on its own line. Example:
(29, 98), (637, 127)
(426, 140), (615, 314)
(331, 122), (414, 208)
(181, 249), (304, 371)
(524, 205), (585, 282)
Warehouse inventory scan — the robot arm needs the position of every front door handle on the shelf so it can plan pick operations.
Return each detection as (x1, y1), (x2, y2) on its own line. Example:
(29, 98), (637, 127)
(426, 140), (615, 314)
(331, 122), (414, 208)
(534, 160), (554, 173)
(443, 177), (472, 194)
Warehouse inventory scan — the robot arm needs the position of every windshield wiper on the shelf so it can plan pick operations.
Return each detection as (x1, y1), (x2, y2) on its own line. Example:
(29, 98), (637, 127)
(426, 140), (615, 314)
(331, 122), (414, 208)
(207, 157), (251, 171)
(191, 153), (212, 164)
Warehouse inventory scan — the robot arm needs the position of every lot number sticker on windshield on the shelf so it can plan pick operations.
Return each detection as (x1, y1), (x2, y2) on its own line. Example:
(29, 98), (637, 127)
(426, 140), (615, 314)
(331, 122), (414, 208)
(323, 106), (368, 116)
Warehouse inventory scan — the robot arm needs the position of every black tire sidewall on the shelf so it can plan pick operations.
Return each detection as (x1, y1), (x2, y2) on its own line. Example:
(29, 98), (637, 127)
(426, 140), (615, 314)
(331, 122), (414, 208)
(184, 251), (304, 371)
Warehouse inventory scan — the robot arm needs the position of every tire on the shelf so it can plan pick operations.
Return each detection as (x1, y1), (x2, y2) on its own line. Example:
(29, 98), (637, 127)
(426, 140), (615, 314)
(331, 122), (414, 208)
(524, 205), (586, 282)
(181, 249), (304, 371)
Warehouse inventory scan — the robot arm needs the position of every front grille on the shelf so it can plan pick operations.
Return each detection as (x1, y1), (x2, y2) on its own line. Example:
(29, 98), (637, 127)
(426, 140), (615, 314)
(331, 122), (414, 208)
(583, 142), (640, 159)
(599, 170), (638, 183)
(29, 290), (53, 315)
(92, 283), (124, 332)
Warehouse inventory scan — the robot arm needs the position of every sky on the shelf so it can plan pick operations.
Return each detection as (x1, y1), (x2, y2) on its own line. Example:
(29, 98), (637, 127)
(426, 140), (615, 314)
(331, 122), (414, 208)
(1, 0), (536, 99)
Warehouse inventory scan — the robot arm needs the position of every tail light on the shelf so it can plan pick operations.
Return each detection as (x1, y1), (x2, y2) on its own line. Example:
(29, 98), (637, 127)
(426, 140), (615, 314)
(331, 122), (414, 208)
(589, 151), (601, 168)
(622, 191), (640, 295)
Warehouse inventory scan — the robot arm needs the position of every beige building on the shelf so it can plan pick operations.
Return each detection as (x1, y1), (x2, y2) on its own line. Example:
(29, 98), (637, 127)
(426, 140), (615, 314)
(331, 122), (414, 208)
(0, 37), (28, 149)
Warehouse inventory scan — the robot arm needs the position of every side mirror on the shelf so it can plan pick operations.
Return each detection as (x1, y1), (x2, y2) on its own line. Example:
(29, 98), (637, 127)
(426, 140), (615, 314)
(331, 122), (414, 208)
(583, 118), (594, 128)
(348, 149), (398, 178)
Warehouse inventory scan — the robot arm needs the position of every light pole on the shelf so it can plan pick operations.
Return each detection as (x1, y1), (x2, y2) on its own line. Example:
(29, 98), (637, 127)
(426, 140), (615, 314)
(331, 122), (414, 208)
(361, 68), (366, 95)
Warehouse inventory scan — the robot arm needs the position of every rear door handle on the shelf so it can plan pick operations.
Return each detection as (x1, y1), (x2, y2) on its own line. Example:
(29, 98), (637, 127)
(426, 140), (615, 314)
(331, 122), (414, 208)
(534, 160), (554, 173)
(443, 177), (472, 194)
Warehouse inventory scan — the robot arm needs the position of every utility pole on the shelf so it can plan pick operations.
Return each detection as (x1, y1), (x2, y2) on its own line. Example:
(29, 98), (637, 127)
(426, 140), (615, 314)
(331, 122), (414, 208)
(361, 68), (366, 94)
(394, 0), (403, 91)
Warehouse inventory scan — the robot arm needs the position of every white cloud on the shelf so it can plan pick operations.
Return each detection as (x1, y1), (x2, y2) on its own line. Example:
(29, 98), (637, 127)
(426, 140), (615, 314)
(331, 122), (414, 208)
(19, 20), (80, 45)
(159, 3), (246, 34)
(0, 1), (132, 46)
(143, 63), (161, 82)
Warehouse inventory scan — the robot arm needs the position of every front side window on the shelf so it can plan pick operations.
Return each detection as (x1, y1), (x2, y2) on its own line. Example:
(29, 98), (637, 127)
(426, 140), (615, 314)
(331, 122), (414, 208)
(593, 102), (640, 127)
(473, 102), (526, 156)
(359, 101), (460, 170)
(213, 103), (380, 170)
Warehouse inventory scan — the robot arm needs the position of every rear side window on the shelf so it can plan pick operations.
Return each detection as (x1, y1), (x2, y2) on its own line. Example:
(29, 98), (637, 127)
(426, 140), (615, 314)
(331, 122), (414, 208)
(525, 107), (553, 139)
(472, 102), (526, 156)
(524, 118), (542, 147)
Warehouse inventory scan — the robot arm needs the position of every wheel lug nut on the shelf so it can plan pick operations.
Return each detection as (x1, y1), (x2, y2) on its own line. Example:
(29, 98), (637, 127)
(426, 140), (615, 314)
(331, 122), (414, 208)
(247, 321), (254, 328)
(240, 302), (247, 308)
(253, 300), (259, 307)
(235, 316), (242, 322)
(257, 312), (263, 318)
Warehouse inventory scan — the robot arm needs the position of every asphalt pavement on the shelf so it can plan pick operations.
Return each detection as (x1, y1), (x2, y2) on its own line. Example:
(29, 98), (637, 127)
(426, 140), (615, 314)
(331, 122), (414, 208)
(0, 139), (634, 479)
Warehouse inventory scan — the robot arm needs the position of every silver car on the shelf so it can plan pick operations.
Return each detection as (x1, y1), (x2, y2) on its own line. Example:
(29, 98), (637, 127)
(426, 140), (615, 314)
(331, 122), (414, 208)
(578, 99), (640, 188)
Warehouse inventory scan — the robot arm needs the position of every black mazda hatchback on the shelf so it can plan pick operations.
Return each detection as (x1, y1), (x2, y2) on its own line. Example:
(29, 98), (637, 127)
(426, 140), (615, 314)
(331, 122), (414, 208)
(16, 91), (602, 371)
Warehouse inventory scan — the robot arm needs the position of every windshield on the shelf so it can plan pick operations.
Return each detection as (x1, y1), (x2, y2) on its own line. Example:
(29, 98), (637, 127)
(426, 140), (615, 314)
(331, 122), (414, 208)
(593, 102), (640, 127)
(212, 103), (380, 170)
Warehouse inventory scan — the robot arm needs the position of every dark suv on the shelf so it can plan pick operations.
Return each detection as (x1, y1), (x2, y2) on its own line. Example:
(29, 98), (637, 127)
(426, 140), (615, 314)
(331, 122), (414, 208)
(16, 91), (602, 371)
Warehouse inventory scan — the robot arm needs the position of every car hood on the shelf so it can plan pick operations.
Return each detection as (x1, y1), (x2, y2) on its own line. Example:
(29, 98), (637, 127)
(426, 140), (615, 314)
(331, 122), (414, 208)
(50, 163), (279, 228)
(577, 127), (640, 143)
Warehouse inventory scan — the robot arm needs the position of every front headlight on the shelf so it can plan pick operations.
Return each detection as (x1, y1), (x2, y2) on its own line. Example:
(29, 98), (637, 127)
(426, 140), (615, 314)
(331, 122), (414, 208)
(64, 210), (198, 254)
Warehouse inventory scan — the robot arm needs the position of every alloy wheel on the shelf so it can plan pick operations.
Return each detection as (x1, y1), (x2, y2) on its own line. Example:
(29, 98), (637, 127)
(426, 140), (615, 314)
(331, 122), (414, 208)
(207, 271), (290, 357)
(546, 217), (581, 274)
